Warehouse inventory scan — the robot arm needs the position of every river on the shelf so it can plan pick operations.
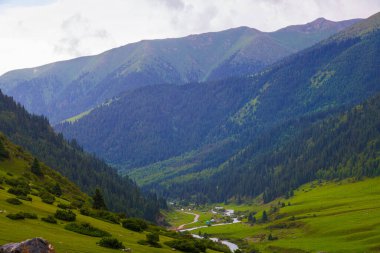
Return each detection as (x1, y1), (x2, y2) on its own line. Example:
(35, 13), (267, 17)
(177, 210), (240, 252)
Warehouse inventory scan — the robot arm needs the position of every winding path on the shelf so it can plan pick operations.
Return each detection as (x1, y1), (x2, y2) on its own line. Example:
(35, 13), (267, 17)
(175, 210), (240, 252)
(176, 212), (200, 230)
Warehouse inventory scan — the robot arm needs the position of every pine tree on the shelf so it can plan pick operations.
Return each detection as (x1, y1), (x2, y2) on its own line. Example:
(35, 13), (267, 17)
(31, 158), (43, 176)
(92, 188), (107, 210)
(262, 210), (268, 222)
(51, 183), (62, 196)
(0, 139), (9, 160)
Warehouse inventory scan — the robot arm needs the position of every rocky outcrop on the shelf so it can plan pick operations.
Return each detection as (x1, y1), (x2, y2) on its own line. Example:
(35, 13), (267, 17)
(0, 238), (55, 253)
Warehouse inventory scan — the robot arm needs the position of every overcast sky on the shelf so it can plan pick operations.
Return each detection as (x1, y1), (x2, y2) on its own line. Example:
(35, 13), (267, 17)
(0, 0), (379, 75)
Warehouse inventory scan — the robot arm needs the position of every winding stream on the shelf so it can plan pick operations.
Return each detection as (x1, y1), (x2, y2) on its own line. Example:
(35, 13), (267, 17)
(177, 210), (240, 252)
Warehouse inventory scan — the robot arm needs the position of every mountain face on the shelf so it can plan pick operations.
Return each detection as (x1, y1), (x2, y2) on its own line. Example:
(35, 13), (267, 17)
(56, 12), (380, 201)
(56, 12), (379, 172)
(0, 18), (359, 123)
(165, 91), (380, 203)
(0, 90), (161, 221)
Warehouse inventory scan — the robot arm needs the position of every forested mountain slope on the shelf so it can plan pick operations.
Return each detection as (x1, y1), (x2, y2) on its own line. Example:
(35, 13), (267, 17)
(0, 90), (161, 221)
(57, 12), (380, 181)
(164, 92), (380, 202)
(0, 18), (358, 123)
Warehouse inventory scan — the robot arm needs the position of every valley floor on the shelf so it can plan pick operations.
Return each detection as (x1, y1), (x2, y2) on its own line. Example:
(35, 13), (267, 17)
(167, 177), (380, 253)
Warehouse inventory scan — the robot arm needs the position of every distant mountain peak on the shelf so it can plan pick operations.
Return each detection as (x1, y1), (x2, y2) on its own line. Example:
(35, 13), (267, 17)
(279, 17), (361, 34)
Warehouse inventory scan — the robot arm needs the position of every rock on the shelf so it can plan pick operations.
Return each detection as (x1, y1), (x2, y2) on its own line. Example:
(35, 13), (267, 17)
(0, 238), (55, 253)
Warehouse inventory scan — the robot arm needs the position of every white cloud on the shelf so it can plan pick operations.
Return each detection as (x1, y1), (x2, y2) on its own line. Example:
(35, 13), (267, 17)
(0, 0), (379, 75)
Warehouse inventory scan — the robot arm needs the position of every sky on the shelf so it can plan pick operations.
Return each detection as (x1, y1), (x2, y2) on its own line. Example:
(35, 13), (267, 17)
(0, 0), (379, 75)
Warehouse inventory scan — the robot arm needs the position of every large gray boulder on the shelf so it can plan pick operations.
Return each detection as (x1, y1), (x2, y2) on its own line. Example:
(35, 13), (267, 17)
(0, 238), (55, 253)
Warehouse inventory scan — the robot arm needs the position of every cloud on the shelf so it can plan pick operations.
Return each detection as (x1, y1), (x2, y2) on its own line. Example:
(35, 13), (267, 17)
(156, 0), (185, 10)
(54, 13), (110, 57)
(0, 0), (379, 75)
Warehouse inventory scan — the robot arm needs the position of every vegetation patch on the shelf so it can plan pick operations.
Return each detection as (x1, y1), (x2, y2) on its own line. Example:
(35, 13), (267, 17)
(6, 198), (22, 205)
(41, 215), (57, 224)
(54, 209), (76, 221)
(121, 218), (148, 232)
(65, 222), (111, 237)
(6, 212), (37, 220)
(80, 208), (121, 224)
(98, 237), (124, 249)
(40, 191), (55, 204)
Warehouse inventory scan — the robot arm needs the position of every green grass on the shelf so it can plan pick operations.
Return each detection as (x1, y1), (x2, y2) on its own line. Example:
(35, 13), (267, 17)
(0, 185), (178, 253)
(163, 210), (197, 228)
(0, 135), (177, 253)
(184, 177), (380, 253)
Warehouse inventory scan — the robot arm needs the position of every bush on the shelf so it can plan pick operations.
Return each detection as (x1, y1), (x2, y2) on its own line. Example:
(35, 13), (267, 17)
(6, 198), (22, 205)
(98, 237), (124, 249)
(121, 218), (148, 232)
(6, 213), (25, 220)
(41, 215), (57, 224)
(6, 212), (37, 220)
(57, 203), (72, 209)
(65, 222), (111, 237)
(80, 208), (120, 224)
(17, 195), (32, 201)
(145, 232), (161, 247)
(22, 212), (38, 219)
(7, 186), (30, 196)
(54, 209), (76, 221)
(165, 239), (203, 253)
(80, 207), (91, 216)
(40, 192), (55, 204)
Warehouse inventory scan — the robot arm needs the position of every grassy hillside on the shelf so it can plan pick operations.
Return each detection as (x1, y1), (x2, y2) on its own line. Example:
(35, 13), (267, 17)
(0, 134), (227, 253)
(0, 90), (161, 221)
(175, 177), (380, 253)
(0, 134), (157, 252)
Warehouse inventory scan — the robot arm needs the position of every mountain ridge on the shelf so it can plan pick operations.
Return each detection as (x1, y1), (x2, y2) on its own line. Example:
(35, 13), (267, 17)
(0, 17), (360, 123)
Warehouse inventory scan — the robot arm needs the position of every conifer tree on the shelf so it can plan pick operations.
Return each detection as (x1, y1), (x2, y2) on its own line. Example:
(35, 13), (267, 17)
(262, 210), (268, 222)
(92, 188), (107, 210)
(0, 139), (9, 160)
(51, 183), (62, 196)
(31, 158), (43, 176)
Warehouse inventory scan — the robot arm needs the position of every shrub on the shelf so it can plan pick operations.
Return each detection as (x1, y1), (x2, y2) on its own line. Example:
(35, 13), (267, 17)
(6, 213), (25, 220)
(98, 237), (124, 249)
(7, 186), (30, 196)
(80, 207), (91, 216)
(6, 198), (22, 205)
(57, 203), (72, 209)
(54, 209), (76, 221)
(165, 239), (203, 253)
(145, 232), (161, 247)
(65, 222), (111, 237)
(71, 199), (85, 208)
(40, 192), (55, 204)
(121, 218), (148, 232)
(22, 212), (38, 219)
(6, 212), (37, 220)
(17, 195), (32, 201)
(41, 215), (57, 224)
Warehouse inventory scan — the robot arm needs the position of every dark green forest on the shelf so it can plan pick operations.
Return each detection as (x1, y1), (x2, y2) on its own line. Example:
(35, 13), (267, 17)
(0, 90), (161, 221)
(161, 92), (380, 203)
(57, 14), (380, 205)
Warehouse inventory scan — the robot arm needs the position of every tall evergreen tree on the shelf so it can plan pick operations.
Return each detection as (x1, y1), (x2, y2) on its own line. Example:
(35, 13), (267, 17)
(93, 188), (107, 210)
(51, 183), (62, 196)
(262, 210), (268, 223)
(31, 158), (43, 176)
(0, 139), (9, 160)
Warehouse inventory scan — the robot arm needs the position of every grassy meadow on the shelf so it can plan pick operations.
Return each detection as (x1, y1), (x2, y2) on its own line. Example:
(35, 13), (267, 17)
(171, 177), (380, 253)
